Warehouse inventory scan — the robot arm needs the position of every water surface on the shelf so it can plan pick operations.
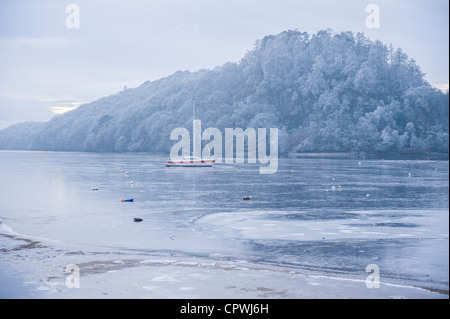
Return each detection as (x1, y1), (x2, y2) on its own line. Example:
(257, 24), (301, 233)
(0, 151), (448, 297)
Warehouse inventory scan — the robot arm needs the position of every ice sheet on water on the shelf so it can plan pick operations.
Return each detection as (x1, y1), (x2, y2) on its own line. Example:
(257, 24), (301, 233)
(197, 209), (448, 241)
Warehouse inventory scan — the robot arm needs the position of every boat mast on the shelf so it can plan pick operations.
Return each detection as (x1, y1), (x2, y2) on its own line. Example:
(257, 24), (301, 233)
(192, 95), (196, 120)
(192, 95), (196, 158)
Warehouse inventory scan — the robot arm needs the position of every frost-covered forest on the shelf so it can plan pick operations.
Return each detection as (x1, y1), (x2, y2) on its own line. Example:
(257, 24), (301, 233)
(0, 30), (448, 153)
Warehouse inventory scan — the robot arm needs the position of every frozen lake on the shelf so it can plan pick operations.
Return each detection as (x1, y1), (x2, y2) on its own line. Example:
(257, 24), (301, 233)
(0, 151), (448, 298)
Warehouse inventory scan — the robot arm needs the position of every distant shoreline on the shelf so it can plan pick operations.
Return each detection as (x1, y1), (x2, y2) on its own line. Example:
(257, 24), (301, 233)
(288, 151), (449, 160)
(0, 149), (448, 161)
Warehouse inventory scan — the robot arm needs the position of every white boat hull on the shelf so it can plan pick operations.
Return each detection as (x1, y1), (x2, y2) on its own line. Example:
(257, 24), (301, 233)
(166, 159), (215, 167)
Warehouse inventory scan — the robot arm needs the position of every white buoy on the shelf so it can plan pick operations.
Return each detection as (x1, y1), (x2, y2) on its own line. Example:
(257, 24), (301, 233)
(408, 172), (411, 177)
(331, 186), (336, 191)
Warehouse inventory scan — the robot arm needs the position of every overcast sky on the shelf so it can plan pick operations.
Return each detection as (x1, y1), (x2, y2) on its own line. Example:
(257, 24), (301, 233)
(0, 0), (448, 129)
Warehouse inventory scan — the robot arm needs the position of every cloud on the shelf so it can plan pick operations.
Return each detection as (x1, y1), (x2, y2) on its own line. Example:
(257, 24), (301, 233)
(432, 83), (449, 92)
(0, 93), (90, 129)
(36, 98), (84, 115)
(0, 36), (84, 52)
(51, 105), (79, 115)
(0, 95), (55, 129)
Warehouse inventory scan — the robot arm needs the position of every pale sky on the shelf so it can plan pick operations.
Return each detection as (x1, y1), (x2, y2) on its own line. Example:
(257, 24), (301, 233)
(0, 0), (448, 129)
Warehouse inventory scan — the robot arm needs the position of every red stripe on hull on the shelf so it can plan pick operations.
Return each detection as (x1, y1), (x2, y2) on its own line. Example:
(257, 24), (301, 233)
(166, 159), (216, 167)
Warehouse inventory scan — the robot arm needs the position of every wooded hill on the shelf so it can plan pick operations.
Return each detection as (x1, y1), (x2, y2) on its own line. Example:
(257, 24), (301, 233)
(0, 29), (448, 153)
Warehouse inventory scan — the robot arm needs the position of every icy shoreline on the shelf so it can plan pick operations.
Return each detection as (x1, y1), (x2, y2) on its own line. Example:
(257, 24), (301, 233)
(53, 257), (447, 299)
(0, 226), (447, 299)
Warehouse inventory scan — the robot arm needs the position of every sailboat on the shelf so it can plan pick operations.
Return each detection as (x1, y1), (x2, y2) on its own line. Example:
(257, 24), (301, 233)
(165, 156), (215, 167)
(166, 97), (216, 167)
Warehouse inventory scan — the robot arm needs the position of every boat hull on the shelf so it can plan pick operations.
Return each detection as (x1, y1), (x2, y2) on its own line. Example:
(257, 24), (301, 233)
(166, 159), (215, 167)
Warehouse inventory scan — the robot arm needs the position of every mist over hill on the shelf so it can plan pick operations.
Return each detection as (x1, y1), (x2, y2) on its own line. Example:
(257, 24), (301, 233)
(0, 29), (448, 154)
